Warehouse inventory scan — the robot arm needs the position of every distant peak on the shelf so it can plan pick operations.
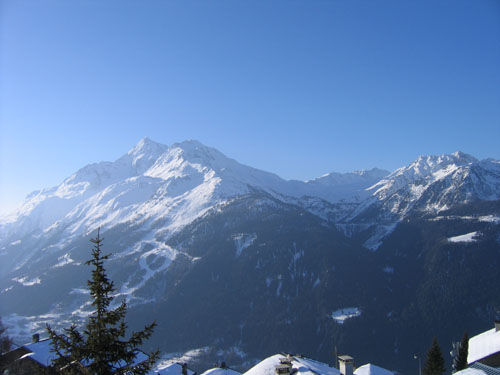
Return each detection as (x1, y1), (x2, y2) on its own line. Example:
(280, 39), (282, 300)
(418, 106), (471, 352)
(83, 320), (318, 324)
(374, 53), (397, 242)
(410, 151), (477, 166)
(451, 150), (477, 162)
(353, 168), (390, 177)
(169, 140), (230, 162)
(128, 137), (167, 155)
(172, 139), (206, 149)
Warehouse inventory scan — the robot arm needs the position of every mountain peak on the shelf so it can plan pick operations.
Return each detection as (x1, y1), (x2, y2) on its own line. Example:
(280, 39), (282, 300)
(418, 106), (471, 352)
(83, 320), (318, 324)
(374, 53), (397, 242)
(451, 150), (477, 163)
(352, 168), (390, 179)
(128, 137), (167, 156)
(121, 137), (169, 173)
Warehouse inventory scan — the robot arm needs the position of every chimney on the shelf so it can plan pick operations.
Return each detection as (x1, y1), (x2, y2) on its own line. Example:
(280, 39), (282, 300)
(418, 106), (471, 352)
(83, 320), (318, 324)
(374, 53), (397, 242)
(275, 355), (294, 375)
(32, 333), (40, 343)
(495, 309), (500, 332)
(338, 355), (354, 375)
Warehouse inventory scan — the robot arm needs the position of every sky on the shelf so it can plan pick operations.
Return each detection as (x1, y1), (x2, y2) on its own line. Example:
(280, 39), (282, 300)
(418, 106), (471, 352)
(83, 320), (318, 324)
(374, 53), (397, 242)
(1, 0), (499, 214)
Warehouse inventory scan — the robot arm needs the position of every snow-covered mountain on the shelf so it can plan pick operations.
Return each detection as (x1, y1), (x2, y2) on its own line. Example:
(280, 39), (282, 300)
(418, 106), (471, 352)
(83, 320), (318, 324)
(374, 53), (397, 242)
(0, 138), (389, 274)
(339, 151), (500, 249)
(1, 139), (500, 375)
(367, 151), (500, 215)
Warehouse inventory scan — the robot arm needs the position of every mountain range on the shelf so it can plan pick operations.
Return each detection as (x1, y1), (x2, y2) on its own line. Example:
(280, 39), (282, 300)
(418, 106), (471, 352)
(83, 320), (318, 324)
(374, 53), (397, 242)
(1, 138), (499, 373)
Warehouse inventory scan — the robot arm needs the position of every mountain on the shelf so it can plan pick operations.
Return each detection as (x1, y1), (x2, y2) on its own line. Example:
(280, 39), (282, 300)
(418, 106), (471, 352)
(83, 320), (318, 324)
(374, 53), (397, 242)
(1, 139), (499, 374)
(0, 138), (387, 275)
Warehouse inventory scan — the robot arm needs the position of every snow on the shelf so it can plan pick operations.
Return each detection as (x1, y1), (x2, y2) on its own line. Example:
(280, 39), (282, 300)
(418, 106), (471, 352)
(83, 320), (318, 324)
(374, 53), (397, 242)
(0, 138), (388, 257)
(20, 338), (150, 369)
(265, 277), (272, 288)
(363, 150), (500, 221)
(276, 280), (282, 297)
(2, 140), (500, 345)
(294, 356), (340, 375)
(330, 307), (361, 324)
(354, 364), (394, 375)
(233, 233), (257, 257)
(118, 240), (178, 302)
(478, 215), (500, 224)
(468, 327), (500, 364)
(313, 277), (320, 288)
(23, 339), (57, 366)
(243, 354), (339, 375)
(54, 253), (77, 268)
(454, 367), (493, 375)
(12, 276), (41, 286)
(383, 266), (394, 274)
(2, 313), (68, 343)
(154, 362), (196, 375)
(201, 368), (242, 375)
(431, 215), (500, 224)
(448, 232), (480, 243)
(364, 223), (398, 251)
(70, 288), (89, 295)
(243, 355), (282, 375)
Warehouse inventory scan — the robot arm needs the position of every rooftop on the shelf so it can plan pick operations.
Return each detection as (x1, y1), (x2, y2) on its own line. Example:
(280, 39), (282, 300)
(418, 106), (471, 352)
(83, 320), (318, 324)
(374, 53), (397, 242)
(468, 328), (500, 364)
(354, 364), (394, 375)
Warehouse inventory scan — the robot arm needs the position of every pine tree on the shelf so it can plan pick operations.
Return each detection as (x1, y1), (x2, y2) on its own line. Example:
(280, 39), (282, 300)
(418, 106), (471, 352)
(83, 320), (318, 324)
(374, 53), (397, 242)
(423, 337), (446, 375)
(454, 332), (469, 372)
(47, 229), (159, 374)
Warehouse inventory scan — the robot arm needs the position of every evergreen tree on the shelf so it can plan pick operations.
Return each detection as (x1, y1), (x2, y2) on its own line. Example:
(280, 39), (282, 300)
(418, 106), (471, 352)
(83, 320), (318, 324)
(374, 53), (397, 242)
(47, 229), (159, 374)
(423, 338), (446, 375)
(453, 332), (469, 372)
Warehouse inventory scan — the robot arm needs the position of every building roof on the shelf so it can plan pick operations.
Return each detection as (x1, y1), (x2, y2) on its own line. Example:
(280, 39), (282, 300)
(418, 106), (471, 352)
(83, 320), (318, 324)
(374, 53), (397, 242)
(21, 339), (58, 366)
(243, 354), (340, 375)
(200, 367), (242, 375)
(469, 362), (500, 375)
(468, 328), (500, 364)
(16, 338), (150, 370)
(354, 363), (394, 375)
(454, 363), (500, 375)
(154, 361), (196, 375)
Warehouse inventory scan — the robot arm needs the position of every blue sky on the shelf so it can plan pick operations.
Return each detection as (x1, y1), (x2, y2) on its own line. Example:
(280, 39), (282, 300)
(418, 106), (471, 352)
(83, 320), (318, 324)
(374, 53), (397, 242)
(1, 0), (499, 214)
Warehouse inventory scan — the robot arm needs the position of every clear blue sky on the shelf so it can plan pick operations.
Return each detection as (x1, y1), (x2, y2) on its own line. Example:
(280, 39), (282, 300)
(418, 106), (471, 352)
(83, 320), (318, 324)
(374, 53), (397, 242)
(1, 0), (499, 214)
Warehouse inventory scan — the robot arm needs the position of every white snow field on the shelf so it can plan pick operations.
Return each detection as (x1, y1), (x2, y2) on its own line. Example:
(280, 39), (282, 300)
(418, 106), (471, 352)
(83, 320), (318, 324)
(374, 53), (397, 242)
(448, 232), (480, 243)
(330, 307), (362, 324)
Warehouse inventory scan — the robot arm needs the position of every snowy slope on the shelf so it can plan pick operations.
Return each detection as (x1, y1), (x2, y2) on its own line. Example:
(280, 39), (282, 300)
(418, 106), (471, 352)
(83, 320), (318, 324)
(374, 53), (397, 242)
(0, 137), (392, 332)
(0, 138), (390, 277)
(0, 139), (386, 244)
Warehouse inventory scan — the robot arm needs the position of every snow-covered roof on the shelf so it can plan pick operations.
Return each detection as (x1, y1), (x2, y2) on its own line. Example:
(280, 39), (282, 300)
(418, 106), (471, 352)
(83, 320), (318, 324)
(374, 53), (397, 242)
(354, 363), (394, 375)
(154, 362), (196, 375)
(243, 354), (340, 375)
(468, 328), (500, 364)
(21, 338), (150, 370)
(454, 367), (491, 375)
(22, 339), (57, 366)
(454, 363), (500, 375)
(201, 367), (242, 375)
